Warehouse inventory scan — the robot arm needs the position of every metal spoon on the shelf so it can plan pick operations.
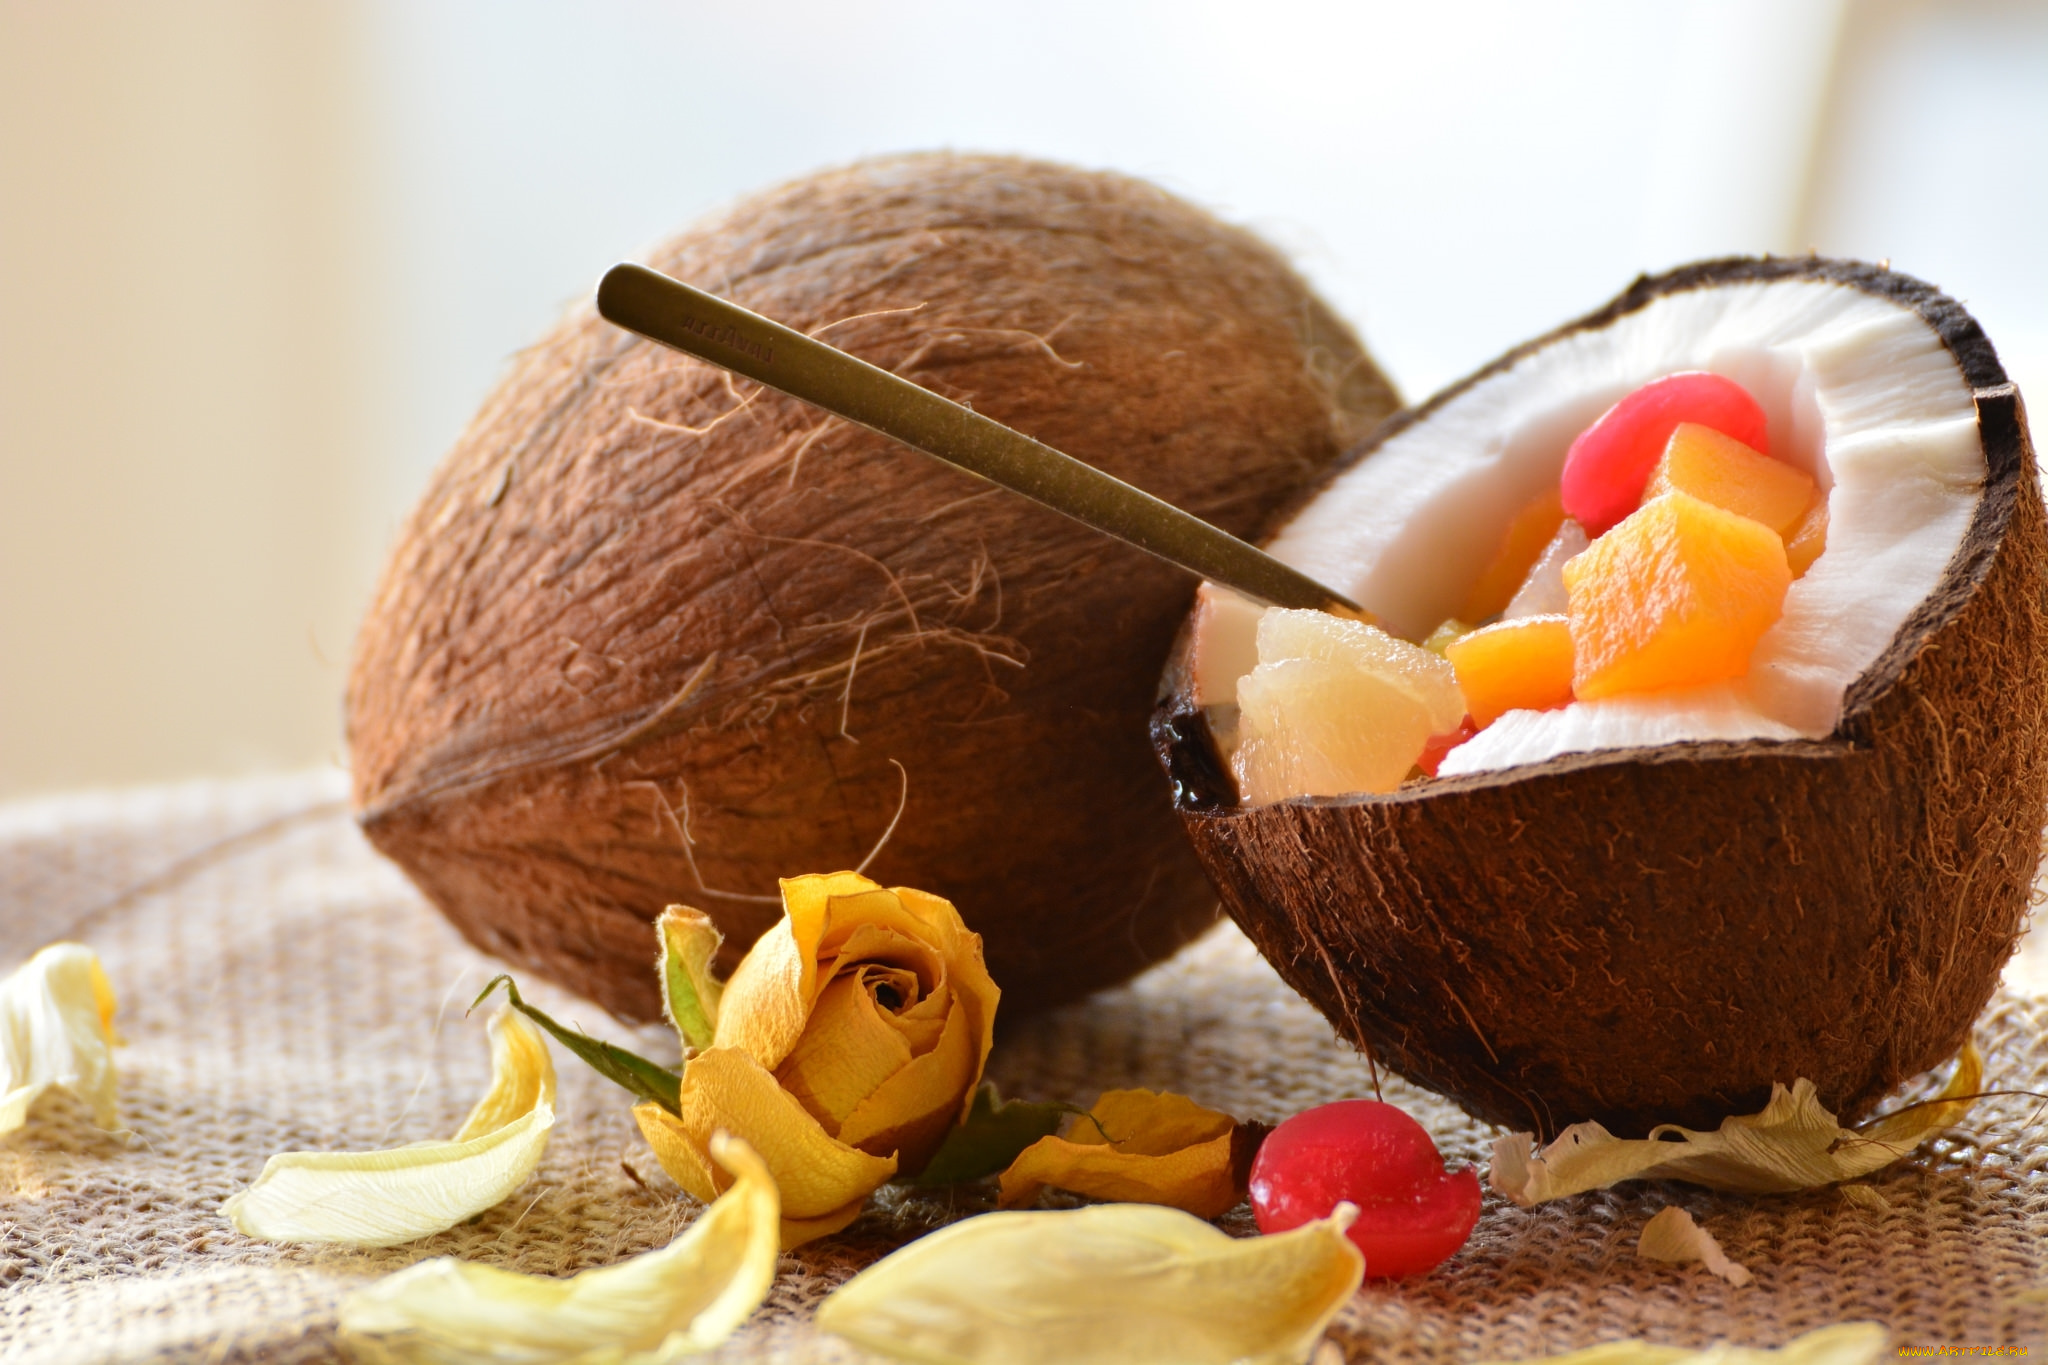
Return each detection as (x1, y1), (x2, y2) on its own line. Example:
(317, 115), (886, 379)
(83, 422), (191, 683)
(594, 262), (1360, 614)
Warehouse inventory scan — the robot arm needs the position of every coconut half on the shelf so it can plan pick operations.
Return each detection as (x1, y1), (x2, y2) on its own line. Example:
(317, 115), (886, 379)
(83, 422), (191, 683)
(347, 154), (1395, 1023)
(1154, 257), (2048, 1136)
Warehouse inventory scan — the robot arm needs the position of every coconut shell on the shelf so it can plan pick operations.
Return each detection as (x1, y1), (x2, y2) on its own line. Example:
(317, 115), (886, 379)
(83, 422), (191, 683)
(348, 152), (1396, 1022)
(1154, 257), (2048, 1137)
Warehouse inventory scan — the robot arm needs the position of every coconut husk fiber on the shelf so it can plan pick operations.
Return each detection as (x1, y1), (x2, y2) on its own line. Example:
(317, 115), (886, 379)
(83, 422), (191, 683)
(346, 152), (1398, 1025)
(4, 771), (2047, 1362)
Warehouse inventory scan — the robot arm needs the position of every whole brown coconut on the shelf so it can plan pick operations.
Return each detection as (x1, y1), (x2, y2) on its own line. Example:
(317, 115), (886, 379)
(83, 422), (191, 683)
(1155, 257), (2048, 1137)
(349, 153), (1397, 1021)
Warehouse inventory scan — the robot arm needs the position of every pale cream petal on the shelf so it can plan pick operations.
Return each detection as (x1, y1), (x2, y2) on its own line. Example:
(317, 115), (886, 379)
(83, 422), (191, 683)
(1860, 1044), (1982, 1151)
(1491, 1048), (1981, 1205)
(0, 943), (121, 1134)
(339, 1133), (780, 1365)
(224, 1010), (555, 1247)
(1636, 1206), (1752, 1287)
(1475, 1323), (1889, 1365)
(815, 1202), (1363, 1365)
(639, 1047), (895, 1244)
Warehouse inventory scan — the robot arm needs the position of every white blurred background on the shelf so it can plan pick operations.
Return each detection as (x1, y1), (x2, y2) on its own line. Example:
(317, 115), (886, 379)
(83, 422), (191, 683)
(2, 0), (2044, 799)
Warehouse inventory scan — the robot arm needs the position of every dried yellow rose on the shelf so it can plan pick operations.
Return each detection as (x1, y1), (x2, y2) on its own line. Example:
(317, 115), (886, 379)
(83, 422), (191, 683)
(635, 873), (999, 1248)
(1491, 1046), (1981, 1204)
(340, 1132), (780, 1365)
(225, 1008), (555, 1247)
(0, 942), (121, 1134)
(998, 1088), (1243, 1218)
(817, 1201), (1364, 1365)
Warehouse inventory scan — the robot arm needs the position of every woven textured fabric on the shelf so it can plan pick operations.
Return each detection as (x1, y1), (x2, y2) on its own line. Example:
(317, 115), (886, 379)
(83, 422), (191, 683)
(1, 772), (2044, 1362)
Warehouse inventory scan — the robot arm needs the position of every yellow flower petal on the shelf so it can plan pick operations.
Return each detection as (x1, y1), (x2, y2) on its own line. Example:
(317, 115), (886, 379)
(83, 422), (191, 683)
(1476, 1322), (1889, 1365)
(837, 995), (977, 1170)
(713, 872), (874, 1068)
(821, 892), (945, 964)
(998, 1089), (1240, 1219)
(339, 1132), (779, 1365)
(885, 887), (1001, 1110)
(1636, 1206), (1752, 1287)
(0, 943), (121, 1134)
(1491, 1046), (1982, 1204)
(452, 1003), (554, 1142)
(816, 1201), (1364, 1365)
(773, 970), (916, 1133)
(775, 1200), (867, 1248)
(636, 1045), (895, 1247)
(224, 1009), (556, 1247)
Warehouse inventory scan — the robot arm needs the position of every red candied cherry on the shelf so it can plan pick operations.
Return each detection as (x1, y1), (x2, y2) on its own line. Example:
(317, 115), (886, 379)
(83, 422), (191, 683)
(1249, 1099), (1481, 1278)
(1560, 371), (1769, 536)
(1416, 717), (1477, 777)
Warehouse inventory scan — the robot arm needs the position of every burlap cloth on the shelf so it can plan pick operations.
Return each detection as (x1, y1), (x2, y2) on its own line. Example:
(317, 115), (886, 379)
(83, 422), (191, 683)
(2, 772), (2044, 1362)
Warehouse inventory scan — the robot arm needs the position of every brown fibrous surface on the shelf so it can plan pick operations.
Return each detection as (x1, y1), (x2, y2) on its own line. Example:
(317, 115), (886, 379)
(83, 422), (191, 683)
(1155, 257), (2048, 1137)
(347, 152), (1396, 1021)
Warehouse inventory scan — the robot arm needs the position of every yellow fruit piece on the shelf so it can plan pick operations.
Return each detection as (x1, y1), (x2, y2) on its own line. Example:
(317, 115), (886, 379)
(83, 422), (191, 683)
(1646, 423), (1816, 538)
(1444, 615), (1575, 728)
(1786, 497), (1829, 577)
(1423, 618), (1474, 656)
(1254, 609), (1466, 734)
(1462, 489), (1566, 622)
(1234, 659), (1439, 802)
(1564, 492), (1791, 700)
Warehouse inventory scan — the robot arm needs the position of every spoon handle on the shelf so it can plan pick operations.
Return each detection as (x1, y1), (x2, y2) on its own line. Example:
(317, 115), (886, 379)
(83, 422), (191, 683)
(595, 263), (1360, 615)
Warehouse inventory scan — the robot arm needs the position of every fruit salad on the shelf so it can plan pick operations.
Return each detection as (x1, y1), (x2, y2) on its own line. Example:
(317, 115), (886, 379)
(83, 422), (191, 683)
(1222, 371), (1830, 802)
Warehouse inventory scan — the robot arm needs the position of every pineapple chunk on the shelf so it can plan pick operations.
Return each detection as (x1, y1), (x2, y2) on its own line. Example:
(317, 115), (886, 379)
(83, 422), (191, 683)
(1231, 610), (1464, 804)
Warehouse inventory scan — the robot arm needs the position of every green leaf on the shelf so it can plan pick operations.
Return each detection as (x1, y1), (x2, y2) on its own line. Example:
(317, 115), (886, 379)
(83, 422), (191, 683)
(471, 975), (681, 1115)
(905, 1083), (1091, 1187)
(657, 907), (724, 1054)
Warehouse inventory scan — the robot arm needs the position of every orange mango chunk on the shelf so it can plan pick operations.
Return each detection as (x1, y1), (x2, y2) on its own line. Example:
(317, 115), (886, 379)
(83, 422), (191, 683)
(1461, 489), (1566, 622)
(1443, 615), (1576, 728)
(1786, 496), (1828, 578)
(1564, 491), (1791, 700)
(1646, 423), (1816, 538)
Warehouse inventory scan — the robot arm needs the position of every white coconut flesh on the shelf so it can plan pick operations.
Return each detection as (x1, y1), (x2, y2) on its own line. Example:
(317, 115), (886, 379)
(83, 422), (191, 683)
(1189, 277), (1985, 792)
